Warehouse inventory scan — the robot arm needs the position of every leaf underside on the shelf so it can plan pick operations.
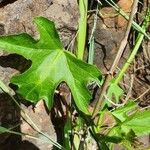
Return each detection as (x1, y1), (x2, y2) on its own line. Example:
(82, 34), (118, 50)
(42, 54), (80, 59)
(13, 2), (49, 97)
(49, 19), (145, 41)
(0, 16), (102, 114)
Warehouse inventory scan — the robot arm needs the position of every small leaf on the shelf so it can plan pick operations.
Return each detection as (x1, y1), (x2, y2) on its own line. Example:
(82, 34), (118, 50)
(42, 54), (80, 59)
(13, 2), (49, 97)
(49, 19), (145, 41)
(121, 109), (150, 136)
(109, 109), (150, 138)
(107, 81), (123, 103)
(108, 108), (150, 146)
(112, 101), (137, 122)
(0, 17), (102, 114)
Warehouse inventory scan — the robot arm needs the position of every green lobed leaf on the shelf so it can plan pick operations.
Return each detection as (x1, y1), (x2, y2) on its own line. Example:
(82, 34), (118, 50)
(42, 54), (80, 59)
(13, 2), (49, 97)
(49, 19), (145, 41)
(109, 109), (150, 139)
(0, 16), (102, 114)
(121, 109), (150, 136)
(107, 103), (150, 146)
(112, 101), (137, 122)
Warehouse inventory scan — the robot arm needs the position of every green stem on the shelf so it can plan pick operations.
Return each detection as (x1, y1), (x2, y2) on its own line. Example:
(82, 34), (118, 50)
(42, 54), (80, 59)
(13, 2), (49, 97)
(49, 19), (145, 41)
(77, 0), (88, 60)
(88, 4), (99, 64)
(114, 7), (150, 84)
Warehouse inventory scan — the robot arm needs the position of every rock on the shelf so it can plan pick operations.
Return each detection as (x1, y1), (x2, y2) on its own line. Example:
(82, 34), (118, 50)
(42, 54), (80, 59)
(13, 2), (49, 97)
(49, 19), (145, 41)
(0, 0), (79, 47)
(0, 0), (79, 149)
(88, 15), (129, 74)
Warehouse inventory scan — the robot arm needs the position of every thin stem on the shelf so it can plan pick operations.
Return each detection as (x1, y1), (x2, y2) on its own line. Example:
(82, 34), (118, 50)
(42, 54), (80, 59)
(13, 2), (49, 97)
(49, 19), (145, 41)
(92, 0), (138, 119)
(9, 95), (64, 149)
(0, 84), (63, 149)
(104, 0), (150, 39)
(77, 0), (88, 60)
(2, 129), (62, 149)
(114, 7), (150, 84)
(88, 4), (99, 64)
(110, 0), (138, 74)
(11, 92), (64, 147)
(134, 88), (150, 102)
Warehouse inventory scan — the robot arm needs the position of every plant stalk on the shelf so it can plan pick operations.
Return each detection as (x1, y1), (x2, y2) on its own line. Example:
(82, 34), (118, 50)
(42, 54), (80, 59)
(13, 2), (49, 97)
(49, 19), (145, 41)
(77, 0), (88, 60)
(114, 6), (150, 84)
(92, 0), (138, 119)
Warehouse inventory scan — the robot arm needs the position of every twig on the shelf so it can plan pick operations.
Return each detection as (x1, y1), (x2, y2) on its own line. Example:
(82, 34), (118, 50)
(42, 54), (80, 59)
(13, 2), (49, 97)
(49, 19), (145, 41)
(115, 6), (150, 84)
(104, 95), (123, 107)
(134, 88), (150, 102)
(110, 0), (138, 74)
(9, 95), (64, 149)
(104, 0), (150, 39)
(67, 30), (78, 52)
(96, 0), (102, 5)
(92, 0), (139, 119)
(0, 81), (63, 149)
(124, 74), (134, 103)
(140, 105), (150, 111)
